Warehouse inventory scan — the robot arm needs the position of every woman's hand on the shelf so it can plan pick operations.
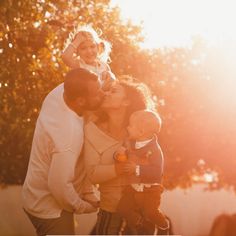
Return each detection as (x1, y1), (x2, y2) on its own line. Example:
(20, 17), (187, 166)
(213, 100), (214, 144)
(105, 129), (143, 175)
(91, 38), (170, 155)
(114, 162), (127, 175)
(122, 161), (136, 175)
(113, 146), (128, 162)
(114, 161), (136, 175)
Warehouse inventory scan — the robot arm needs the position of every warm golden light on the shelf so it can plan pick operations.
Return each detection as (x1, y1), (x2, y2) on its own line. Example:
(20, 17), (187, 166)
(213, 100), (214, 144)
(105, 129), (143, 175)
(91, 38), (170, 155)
(111, 0), (236, 49)
(112, 0), (236, 107)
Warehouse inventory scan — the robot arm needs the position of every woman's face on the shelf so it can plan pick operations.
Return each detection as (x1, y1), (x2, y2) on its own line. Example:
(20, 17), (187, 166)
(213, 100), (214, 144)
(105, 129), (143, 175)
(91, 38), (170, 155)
(77, 39), (98, 65)
(101, 83), (128, 109)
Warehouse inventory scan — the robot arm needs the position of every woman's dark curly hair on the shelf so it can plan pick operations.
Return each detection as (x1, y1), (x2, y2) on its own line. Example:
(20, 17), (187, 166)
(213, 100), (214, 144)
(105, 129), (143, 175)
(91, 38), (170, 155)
(96, 75), (156, 124)
(118, 75), (156, 124)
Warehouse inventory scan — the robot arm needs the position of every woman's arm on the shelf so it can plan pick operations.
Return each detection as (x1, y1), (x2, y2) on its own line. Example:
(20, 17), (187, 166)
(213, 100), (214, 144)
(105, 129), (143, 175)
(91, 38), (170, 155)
(83, 141), (117, 184)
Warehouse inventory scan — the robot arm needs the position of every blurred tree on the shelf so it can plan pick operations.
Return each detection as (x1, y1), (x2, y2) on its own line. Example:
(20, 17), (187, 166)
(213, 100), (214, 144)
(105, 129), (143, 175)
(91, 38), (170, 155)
(140, 41), (236, 191)
(0, 0), (144, 185)
(0, 0), (236, 191)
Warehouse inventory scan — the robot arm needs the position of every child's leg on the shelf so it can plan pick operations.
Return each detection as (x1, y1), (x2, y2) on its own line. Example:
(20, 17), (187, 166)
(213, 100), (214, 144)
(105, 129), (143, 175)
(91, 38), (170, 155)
(116, 187), (143, 233)
(142, 188), (169, 230)
(133, 191), (158, 234)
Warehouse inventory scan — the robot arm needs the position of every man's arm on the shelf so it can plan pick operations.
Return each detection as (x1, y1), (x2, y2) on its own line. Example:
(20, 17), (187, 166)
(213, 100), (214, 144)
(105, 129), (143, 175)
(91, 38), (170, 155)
(48, 150), (97, 214)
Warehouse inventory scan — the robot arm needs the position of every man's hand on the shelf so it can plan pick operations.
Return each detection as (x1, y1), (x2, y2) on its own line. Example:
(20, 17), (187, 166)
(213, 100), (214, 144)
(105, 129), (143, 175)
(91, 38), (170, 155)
(82, 192), (100, 208)
(75, 199), (98, 214)
(85, 199), (100, 208)
(82, 201), (97, 214)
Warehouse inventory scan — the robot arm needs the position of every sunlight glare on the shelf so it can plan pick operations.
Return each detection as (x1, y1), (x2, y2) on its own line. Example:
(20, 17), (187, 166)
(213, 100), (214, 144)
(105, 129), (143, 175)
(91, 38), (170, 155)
(111, 0), (236, 49)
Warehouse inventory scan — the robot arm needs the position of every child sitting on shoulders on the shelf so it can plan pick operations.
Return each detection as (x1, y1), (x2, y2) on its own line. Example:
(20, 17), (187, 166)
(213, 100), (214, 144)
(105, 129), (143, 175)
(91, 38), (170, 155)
(62, 25), (115, 90)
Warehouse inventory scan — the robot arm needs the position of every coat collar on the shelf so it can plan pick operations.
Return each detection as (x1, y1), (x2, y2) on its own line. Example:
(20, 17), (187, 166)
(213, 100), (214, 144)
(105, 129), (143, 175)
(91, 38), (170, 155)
(129, 135), (158, 156)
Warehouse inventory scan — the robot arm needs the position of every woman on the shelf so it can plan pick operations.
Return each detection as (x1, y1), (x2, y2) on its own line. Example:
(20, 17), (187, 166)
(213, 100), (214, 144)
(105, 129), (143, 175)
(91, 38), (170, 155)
(83, 78), (155, 234)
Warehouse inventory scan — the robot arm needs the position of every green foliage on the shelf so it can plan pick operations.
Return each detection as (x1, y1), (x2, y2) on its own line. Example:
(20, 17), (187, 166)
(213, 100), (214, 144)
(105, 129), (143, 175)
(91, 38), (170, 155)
(1, 0), (236, 190)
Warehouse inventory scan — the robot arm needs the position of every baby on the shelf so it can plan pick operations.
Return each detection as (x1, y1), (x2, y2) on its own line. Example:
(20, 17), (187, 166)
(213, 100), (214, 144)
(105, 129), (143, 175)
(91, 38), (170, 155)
(114, 110), (169, 234)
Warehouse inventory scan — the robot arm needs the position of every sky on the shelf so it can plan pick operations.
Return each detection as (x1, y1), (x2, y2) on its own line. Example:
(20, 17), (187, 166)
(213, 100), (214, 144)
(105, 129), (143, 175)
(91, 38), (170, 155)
(111, 0), (236, 49)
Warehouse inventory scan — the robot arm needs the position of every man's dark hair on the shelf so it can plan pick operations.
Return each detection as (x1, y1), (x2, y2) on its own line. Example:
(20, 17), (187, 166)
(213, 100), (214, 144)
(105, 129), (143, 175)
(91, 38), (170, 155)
(64, 68), (97, 101)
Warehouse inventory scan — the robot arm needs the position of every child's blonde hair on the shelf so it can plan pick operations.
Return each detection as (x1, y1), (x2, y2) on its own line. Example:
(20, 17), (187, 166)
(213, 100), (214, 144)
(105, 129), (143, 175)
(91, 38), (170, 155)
(64, 25), (112, 63)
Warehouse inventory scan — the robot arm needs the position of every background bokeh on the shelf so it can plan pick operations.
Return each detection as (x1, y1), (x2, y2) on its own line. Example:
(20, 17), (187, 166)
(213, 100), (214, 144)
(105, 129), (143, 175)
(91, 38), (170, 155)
(0, 0), (236, 191)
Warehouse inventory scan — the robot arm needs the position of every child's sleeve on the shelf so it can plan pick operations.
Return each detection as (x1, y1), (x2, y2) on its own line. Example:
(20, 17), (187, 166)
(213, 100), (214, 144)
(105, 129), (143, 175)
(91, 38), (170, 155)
(139, 145), (164, 183)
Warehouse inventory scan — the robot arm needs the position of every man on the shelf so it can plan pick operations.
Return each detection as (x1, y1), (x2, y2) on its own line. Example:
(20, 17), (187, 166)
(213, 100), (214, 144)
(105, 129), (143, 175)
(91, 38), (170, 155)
(22, 68), (103, 235)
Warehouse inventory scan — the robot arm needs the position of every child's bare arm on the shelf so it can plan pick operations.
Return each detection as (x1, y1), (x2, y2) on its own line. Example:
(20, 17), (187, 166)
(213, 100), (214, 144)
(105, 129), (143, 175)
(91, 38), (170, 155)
(61, 35), (81, 69)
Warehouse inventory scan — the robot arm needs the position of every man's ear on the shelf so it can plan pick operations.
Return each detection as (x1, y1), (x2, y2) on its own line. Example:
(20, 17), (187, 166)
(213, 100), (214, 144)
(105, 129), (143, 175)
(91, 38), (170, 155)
(123, 99), (130, 107)
(75, 97), (86, 107)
